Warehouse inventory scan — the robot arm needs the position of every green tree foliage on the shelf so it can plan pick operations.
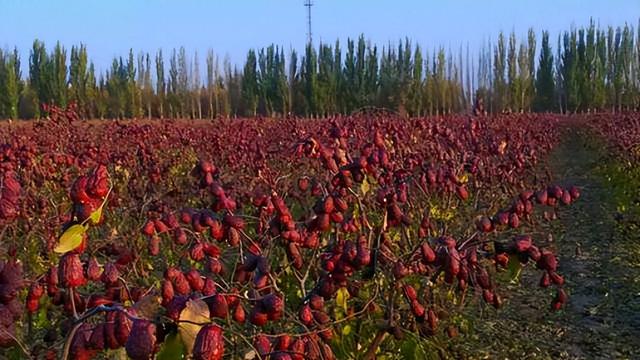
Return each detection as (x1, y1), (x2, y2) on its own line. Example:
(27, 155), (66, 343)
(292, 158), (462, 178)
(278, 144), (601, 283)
(507, 32), (518, 111)
(52, 42), (67, 107)
(493, 32), (507, 112)
(29, 40), (50, 108)
(241, 49), (259, 116)
(301, 44), (318, 116)
(0, 49), (19, 119)
(156, 50), (166, 118)
(3, 23), (639, 121)
(69, 44), (89, 117)
(535, 31), (556, 111)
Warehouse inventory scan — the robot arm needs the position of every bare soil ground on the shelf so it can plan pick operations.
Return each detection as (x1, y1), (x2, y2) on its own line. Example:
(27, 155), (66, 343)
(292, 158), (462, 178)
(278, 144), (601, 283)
(450, 127), (640, 360)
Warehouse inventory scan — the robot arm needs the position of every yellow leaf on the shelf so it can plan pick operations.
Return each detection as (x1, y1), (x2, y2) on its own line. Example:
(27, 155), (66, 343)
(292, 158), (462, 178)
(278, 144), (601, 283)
(360, 178), (370, 195)
(178, 299), (210, 355)
(498, 140), (508, 155)
(54, 224), (87, 253)
(342, 324), (352, 336)
(88, 205), (103, 225)
(133, 294), (162, 319)
(87, 185), (111, 225)
(336, 287), (349, 313)
(443, 210), (454, 221)
(429, 206), (441, 219)
(352, 205), (360, 219)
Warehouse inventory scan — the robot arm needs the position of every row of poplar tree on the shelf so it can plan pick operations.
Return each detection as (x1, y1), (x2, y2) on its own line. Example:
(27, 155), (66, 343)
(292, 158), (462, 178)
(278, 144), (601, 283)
(0, 20), (638, 120)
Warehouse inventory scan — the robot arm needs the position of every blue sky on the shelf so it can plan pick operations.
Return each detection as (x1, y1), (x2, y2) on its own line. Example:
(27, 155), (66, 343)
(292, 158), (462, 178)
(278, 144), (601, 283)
(0, 0), (638, 74)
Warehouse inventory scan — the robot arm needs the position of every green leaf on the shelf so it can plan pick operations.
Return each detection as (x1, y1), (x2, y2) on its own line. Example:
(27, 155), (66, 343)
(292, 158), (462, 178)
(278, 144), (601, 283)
(336, 287), (349, 313)
(178, 299), (210, 355)
(34, 305), (50, 329)
(53, 224), (87, 254)
(507, 256), (522, 283)
(156, 332), (186, 360)
(400, 340), (417, 360)
(400, 338), (427, 360)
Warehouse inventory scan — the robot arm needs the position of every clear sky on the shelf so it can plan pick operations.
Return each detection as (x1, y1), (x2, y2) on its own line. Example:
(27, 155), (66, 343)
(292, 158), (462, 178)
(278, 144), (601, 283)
(0, 0), (638, 74)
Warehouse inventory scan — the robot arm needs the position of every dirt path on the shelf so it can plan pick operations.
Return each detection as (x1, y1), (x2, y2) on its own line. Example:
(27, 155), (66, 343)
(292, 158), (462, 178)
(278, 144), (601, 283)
(451, 127), (640, 359)
(546, 128), (640, 359)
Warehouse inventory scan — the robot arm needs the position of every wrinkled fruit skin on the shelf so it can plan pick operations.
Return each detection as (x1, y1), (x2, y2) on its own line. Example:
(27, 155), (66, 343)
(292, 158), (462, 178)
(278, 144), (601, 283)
(59, 254), (86, 288)
(125, 319), (157, 360)
(193, 324), (225, 360)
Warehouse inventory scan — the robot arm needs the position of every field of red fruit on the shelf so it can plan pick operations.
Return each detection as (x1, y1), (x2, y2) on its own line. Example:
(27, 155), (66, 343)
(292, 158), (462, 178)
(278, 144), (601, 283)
(0, 107), (638, 359)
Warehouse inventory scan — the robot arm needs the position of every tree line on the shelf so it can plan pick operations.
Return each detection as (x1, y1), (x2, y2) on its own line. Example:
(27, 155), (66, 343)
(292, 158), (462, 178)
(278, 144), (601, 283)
(0, 19), (638, 120)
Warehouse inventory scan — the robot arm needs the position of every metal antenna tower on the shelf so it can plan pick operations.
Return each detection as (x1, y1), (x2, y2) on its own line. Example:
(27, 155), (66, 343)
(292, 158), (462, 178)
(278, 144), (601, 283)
(304, 0), (313, 45)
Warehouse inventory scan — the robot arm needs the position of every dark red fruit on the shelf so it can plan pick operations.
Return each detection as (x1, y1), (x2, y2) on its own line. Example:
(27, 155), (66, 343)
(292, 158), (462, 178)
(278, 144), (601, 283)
(124, 319), (157, 360)
(477, 216), (493, 233)
(410, 299), (425, 318)
(403, 284), (418, 301)
(101, 262), (119, 285)
(222, 215), (245, 230)
(208, 294), (229, 319)
(569, 186), (580, 200)
(26, 283), (44, 313)
(172, 272), (191, 295)
(527, 245), (542, 262)
(513, 235), (532, 253)
(446, 325), (458, 338)
(427, 309), (438, 330)
(549, 271), (564, 285)
(299, 304), (313, 325)
(249, 308), (268, 326)
(420, 242), (436, 263)
(392, 261), (409, 279)
(161, 280), (175, 305)
(186, 269), (205, 292)
(233, 303), (246, 324)
(148, 236), (160, 256)
(261, 293), (284, 320)
(59, 254), (86, 288)
(456, 185), (469, 201)
(193, 324), (225, 360)
(537, 251), (558, 272)
(535, 190), (548, 204)
(253, 334), (271, 357)
(142, 221), (155, 236)
(482, 289), (494, 303)
(495, 253), (509, 268)
(115, 308), (135, 346)
(509, 213), (520, 228)
(85, 257), (102, 281)
(298, 177), (310, 192)
(88, 323), (106, 350)
(539, 272), (551, 288)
